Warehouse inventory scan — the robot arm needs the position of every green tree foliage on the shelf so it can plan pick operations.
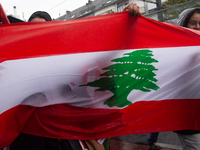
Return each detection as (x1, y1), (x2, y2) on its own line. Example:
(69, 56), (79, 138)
(80, 50), (160, 107)
(162, 0), (191, 8)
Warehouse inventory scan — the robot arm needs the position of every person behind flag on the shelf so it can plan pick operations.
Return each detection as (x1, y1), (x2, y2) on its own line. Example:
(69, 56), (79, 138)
(161, 7), (200, 150)
(28, 11), (52, 22)
(172, 7), (200, 150)
(125, 5), (200, 150)
(136, 6), (200, 150)
(147, 132), (161, 150)
(7, 10), (93, 150)
(176, 7), (200, 30)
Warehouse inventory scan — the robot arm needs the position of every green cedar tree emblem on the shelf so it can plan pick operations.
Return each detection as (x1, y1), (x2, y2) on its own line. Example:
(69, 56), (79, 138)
(80, 49), (160, 107)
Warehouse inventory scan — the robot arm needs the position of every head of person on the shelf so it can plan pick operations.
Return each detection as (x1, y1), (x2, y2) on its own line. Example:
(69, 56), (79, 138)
(28, 11), (52, 22)
(177, 8), (200, 31)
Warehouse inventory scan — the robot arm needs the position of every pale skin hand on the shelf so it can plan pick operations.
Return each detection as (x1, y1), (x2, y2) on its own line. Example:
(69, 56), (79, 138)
(123, 3), (141, 16)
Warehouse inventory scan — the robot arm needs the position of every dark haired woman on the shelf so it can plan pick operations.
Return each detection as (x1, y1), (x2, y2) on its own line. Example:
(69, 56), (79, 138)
(173, 7), (200, 150)
(177, 8), (200, 30)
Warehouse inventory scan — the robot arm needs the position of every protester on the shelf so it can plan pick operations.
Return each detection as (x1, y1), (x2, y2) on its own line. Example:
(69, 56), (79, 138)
(125, 4), (161, 150)
(7, 9), (91, 150)
(144, 6), (200, 150)
(176, 8), (200, 30)
(28, 11), (52, 22)
(125, 4), (162, 150)
(172, 7), (200, 150)
(124, 5), (200, 150)
(148, 132), (161, 150)
(156, 7), (200, 150)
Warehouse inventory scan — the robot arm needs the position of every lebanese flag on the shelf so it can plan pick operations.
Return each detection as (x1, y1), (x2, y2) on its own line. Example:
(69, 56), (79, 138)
(0, 6), (200, 148)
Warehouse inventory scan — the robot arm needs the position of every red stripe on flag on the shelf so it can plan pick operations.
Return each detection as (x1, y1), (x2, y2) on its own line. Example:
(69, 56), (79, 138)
(0, 105), (35, 147)
(0, 12), (200, 62)
(23, 99), (200, 138)
(1, 99), (199, 147)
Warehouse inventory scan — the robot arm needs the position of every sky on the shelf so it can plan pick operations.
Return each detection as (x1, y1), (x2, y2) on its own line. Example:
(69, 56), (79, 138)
(1, 0), (89, 21)
(1, 0), (166, 21)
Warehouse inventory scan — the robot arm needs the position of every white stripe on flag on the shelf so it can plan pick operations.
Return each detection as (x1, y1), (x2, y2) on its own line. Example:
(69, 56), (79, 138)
(1, 46), (200, 114)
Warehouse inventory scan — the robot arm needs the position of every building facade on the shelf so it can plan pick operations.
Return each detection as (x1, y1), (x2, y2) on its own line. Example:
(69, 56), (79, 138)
(56, 0), (153, 21)
(56, 0), (200, 22)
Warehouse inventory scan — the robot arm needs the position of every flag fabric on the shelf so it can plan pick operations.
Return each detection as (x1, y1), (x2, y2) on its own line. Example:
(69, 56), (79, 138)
(0, 8), (200, 148)
(0, 4), (10, 24)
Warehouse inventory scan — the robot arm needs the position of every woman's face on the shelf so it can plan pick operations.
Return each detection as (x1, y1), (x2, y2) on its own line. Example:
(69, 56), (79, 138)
(187, 12), (200, 30)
